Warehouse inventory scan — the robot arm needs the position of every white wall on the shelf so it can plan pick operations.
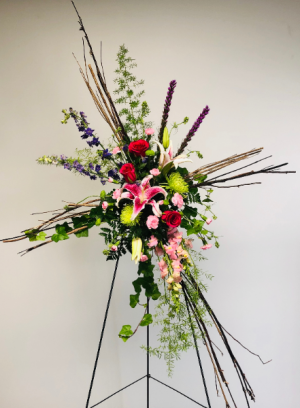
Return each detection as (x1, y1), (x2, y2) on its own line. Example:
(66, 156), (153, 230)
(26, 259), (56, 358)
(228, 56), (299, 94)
(0, 0), (299, 407)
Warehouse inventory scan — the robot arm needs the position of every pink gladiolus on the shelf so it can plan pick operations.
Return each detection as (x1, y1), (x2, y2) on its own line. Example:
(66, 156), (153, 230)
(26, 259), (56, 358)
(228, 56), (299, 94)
(201, 244), (213, 250)
(160, 268), (168, 279)
(145, 128), (155, 135)
(171, 193), (184, 209)
(112, 189), (121, 199)
(158, 259), (167, 271)
(164, 244), (177, 260)
(108, 177), (114, 183)
(112, 147), (121, 155)
(155, 246), (164, 257)
(140, 254), (148, 262)
(172, 260), (183, 272)
(111, 245), (118, 252)
(146, 215), (159, 229)
(184, 239), (193, 249)
(166, 276), (174, 284)
(147, 235), (158, 248)
(150, 168), (160, 176)
(102, 201), (108, 210)
(172, 273), (182, 283)
(206, 218), (213, 225)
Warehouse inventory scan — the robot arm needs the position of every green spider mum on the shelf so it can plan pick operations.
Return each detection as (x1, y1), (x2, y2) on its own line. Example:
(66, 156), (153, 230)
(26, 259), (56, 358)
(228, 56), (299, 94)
(168, 172), (189, 194)
(120, 205), (141, 226)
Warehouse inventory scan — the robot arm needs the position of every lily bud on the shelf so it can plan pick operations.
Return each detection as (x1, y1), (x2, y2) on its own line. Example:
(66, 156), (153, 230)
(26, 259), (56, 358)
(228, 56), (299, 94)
(132, 237), (142, 264)
(162, 127), (170, 149)
(100, 190), (106, 200)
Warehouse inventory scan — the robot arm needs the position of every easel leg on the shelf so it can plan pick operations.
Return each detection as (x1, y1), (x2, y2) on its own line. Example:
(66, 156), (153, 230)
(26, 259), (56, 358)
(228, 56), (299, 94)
(85, 253), (121, 408)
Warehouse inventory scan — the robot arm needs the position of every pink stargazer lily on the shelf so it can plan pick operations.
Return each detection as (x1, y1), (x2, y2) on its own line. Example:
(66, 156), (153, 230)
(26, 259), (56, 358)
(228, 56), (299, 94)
(120, 175), (167, 220)
(153, 140), (192, 169)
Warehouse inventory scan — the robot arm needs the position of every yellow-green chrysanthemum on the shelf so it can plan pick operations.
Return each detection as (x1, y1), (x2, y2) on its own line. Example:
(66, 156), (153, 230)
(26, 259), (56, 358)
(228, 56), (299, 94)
(120, 205), (141, 226)
(168, 172), (189, 194)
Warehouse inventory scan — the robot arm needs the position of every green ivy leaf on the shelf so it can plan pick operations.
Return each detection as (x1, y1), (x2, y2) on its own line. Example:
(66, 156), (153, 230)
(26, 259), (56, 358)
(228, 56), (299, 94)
(118, 325), (133, 342)
(130, 294), (139, 308)
(140, 313), (153, 327)
(75, 228), (89, 238)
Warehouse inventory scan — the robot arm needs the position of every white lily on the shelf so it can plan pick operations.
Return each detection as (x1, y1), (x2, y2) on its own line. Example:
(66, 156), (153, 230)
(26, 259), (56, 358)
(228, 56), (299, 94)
(153, 140), (193, 169)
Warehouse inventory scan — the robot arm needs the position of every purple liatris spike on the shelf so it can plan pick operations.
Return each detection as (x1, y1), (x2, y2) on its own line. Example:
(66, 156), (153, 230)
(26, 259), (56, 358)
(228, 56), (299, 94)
(158, 80), (177, 143)
(175, 105), (210, 157)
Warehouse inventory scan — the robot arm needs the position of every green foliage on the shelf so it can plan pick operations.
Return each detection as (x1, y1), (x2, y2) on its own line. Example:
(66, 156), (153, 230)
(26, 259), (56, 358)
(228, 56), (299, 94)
(119, 325), (133, 342)
(25, 230), (47, 242)
(113, 45), (151, 138)
(140, 313), (153, 326)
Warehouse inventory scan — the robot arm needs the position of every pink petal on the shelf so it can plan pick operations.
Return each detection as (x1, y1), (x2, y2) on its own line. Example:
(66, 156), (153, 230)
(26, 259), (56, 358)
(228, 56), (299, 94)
(145, 186), (167, 201)
(123, 183), (141, 197)
(141, 175), (153, 187)
(148, 200), (162, 217)
(131, 197), (147, 220)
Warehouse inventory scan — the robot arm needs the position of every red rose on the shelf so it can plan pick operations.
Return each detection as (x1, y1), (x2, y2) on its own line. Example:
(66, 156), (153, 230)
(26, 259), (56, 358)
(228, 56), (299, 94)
(119, 163), (136, 183)
(162, 211), (182, 227)
(128, 140), (150, 157)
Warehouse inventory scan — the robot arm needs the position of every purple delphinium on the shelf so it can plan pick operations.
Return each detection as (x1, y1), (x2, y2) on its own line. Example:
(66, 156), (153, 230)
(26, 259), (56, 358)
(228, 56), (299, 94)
(89, 163), (94, 170)
(122, 144), (128, 152)
(90, 175), (97, 180)
(108, 168), (120, 181)
(64, 163), (71, 170)
(68, 108), (101, 148)
(100, 178), (106, 185)
(175, 105), (210, 157)
(102, 149), (112, 159)
(158, 80), (177, 143)
(87, 137), (100, 147)
(95, 164), (101, 173)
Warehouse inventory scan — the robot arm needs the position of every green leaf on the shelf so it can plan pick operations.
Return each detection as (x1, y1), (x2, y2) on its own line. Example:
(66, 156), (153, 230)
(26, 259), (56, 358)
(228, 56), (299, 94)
(194, 174), (207, 183)
(182, 205), (198, 218)
(118, 325), (133, 342)
(130, 294), (139, 308)
(95, 218), (101, 226)
(51, 233), (69, 243)
(36, 231), (47, 241)
(75, 228), (89, 238)
(140, 313), (153, 327)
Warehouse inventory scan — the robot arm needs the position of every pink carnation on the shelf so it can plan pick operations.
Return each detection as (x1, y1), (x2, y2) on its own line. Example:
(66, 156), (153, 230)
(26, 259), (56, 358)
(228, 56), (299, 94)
(150, 168), (160, 176)
(102, 201), (108, 210)
(206, 218), (213, 225)
(147, 235), (158, 248)
(111, 245), (118, 252)
(145, 128), (155, 136)
(108, 177), (114, 183)
(171, 193), (184, 209)
(112, 189), (121, 199)
(201, 244), (213, 250)
(112, 147), (121, 155)
(146, 215), (159, 229)
(140, 254), (148, 262)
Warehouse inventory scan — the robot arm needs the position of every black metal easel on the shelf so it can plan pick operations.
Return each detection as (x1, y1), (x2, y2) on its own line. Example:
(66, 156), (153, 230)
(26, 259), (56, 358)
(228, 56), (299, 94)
(84, 252), (211, 408)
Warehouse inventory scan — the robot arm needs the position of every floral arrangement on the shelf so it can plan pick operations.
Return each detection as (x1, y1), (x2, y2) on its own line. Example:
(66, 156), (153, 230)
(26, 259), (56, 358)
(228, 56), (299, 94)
(2, 3), (295, 407)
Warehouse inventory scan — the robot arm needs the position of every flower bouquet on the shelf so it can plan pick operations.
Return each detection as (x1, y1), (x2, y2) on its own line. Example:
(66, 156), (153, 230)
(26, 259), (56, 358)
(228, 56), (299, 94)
(2, 3), (295, 407)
